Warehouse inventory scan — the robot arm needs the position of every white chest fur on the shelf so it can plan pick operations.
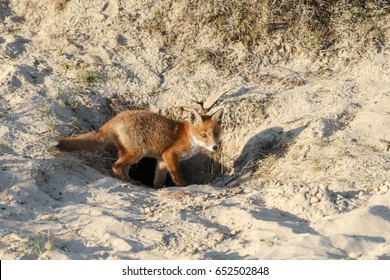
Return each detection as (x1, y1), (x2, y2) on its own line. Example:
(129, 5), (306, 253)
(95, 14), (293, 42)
(180, 141), (203, 161)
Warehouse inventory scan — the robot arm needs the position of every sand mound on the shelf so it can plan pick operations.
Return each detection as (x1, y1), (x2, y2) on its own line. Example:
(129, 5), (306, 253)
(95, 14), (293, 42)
(1, 0), (390, 259)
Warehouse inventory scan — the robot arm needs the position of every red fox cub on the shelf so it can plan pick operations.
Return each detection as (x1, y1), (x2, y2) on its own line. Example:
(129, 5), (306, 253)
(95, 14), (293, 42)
(57, 108), (224, 188)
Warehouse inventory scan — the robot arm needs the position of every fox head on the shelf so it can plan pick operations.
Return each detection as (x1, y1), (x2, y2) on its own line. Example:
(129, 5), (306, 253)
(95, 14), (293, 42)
(188, 108), (224, 152)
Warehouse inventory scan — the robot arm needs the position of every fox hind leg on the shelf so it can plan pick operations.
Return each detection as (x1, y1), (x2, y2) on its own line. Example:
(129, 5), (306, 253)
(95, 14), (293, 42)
(112, 149), (142, 182)
(153, 160), (168, 188)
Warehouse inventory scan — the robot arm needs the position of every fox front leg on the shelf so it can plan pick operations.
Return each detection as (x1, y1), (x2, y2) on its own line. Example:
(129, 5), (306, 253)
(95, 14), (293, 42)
(162, 152), (187, 186)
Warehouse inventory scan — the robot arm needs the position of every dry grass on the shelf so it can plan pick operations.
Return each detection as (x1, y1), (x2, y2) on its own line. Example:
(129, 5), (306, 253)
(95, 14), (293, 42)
(106, 93), (149, 116)
(159, 189), (190, 200)
(147, 0), (389, 50)
(53, 0), (70, 12)
(144, 0), (389, 79)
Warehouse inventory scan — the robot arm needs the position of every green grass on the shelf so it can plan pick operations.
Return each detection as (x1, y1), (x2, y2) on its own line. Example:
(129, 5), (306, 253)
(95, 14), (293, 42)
(78, 69), (100, 84)
(27, 231), (54, 257)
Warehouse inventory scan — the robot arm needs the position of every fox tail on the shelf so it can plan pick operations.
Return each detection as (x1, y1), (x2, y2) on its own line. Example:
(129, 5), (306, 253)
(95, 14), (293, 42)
(56, 130), (109, 153)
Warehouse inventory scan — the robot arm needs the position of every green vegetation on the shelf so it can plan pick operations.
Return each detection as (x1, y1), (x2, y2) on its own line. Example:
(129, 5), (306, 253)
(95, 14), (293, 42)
(77, 69), (100, 84)
(27, 231), (53, 257)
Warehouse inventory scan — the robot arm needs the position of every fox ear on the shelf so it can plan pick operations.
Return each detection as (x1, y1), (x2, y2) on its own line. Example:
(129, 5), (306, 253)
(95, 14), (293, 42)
(189, 109), (203, 125)
(211, 108), (224, 124)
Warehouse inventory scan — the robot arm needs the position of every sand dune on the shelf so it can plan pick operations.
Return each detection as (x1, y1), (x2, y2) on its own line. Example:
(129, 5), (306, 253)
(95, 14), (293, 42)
(1, 0), (390, 259)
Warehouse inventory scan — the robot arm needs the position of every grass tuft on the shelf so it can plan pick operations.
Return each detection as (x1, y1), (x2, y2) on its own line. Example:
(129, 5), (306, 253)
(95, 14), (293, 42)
(27, 231), (54, 257)
(77, 69), (100, 84)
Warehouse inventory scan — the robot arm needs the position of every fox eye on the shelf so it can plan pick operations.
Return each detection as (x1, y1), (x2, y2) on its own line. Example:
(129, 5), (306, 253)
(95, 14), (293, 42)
(201, 134), (207, 138)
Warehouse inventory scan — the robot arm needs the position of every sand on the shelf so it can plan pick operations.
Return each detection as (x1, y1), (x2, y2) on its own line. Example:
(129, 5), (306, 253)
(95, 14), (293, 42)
(1, 0), (390, 259)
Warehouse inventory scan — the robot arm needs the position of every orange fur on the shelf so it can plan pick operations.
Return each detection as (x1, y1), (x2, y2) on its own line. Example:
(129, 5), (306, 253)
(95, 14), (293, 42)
(57, 109), (224, 187)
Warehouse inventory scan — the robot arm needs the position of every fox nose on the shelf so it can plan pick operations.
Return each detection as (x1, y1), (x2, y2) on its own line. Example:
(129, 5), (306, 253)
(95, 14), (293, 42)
(212, 145), (218, 151)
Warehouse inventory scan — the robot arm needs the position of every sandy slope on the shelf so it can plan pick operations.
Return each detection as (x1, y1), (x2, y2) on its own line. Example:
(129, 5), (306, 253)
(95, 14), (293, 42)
(1, 0), (390, 259)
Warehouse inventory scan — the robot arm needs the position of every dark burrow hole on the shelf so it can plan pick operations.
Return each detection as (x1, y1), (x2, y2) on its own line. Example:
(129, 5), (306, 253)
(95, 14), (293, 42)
(128, 157), (175, 187)
(127, 154), (225, 188)
(86, 146), (226, 188)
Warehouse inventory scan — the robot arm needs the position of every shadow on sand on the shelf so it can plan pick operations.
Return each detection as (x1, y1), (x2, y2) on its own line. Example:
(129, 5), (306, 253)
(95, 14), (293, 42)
(218, 124), (308, 186)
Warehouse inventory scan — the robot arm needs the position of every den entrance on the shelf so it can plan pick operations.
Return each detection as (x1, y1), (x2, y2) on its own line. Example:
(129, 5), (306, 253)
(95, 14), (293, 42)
(127, 153), (224, 187)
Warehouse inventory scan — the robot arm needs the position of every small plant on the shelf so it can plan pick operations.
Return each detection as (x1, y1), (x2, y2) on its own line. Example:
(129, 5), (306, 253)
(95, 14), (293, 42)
(78, 69), (100, 84)
(34, 161), (82, 184)
(59, 243), (70, 252)
(193, 80), (212, 98)
(149, 85), (161, 97)
(107, 93), (150, 115)
(196, 48), (213, 62)
(133, 102), (149, 110)
(37, 212), (60, 223)
(311, 158), (324, 173)
(28, 231), (54, 257)
(33, 164), (55, 184)
(54, 0), (70, 11)
(58, 92), (77, 109)
(144, 4), (170, 35)
(257, 153), (278, 175)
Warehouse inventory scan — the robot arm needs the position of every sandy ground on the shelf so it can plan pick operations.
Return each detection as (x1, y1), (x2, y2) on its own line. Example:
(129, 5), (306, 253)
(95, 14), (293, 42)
(1, 0), (390, 259)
